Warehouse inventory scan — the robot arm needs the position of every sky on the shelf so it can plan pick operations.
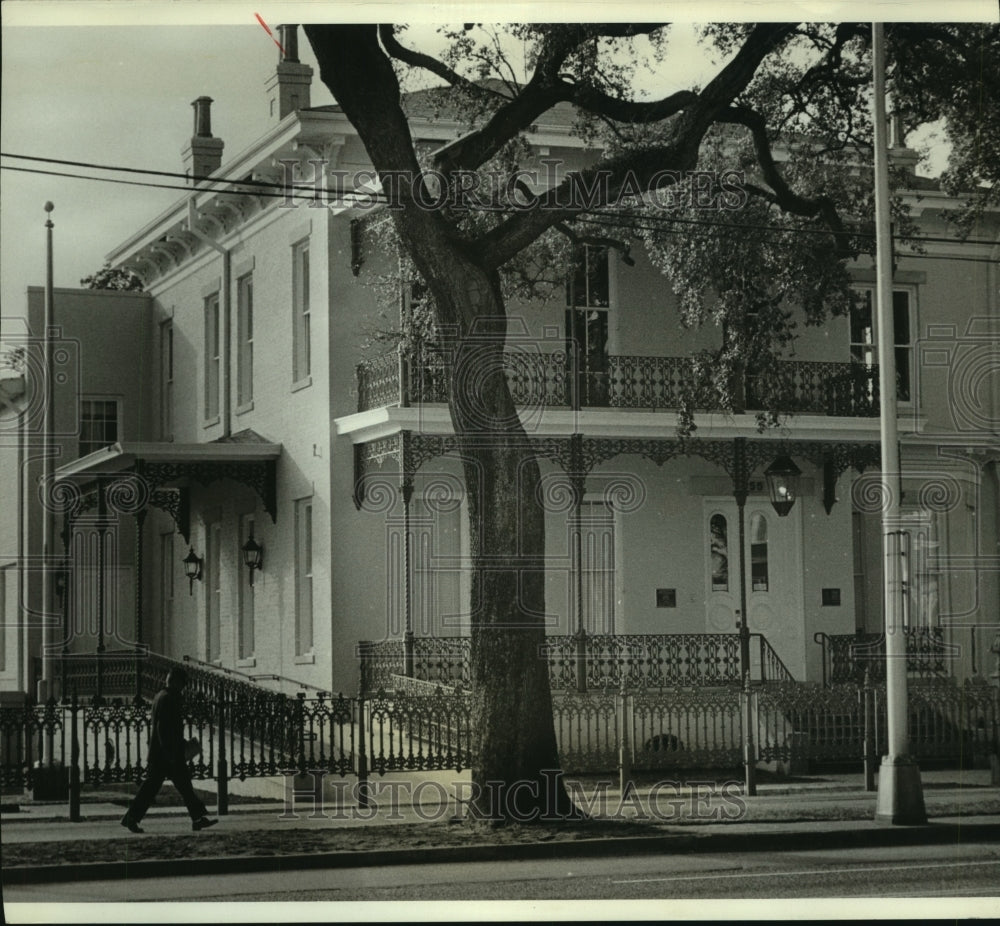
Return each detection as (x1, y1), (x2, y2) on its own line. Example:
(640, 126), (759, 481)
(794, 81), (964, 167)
(0, 1), (990, 330)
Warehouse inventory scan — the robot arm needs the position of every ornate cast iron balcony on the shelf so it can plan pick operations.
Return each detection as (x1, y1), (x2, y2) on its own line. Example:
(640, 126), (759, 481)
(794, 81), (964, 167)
(357, 348), (880, 418)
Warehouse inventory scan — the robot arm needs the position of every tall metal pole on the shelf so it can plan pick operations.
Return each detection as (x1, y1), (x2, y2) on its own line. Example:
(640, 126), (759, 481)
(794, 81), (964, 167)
(40, 202), (55, 704)
(872, 22), (926, 825)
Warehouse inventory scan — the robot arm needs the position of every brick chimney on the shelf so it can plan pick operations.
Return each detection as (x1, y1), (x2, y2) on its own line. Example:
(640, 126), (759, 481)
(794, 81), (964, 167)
(265, 24), (313, 123)
(182, 96), (224, 184)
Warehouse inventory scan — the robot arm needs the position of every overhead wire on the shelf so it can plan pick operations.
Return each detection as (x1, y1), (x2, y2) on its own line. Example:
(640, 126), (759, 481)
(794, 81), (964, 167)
(3, 152), (997, 261)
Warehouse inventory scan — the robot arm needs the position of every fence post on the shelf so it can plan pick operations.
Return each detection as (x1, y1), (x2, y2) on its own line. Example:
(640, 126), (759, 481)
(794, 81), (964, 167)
(863, 670), (876, 792)
(991, 682), (1000, 787)
(216, 693), (229, 816)
(358, 640), (372, 697)
(356, 691), (369, 808)
(575, 628), (588, 693)
(68, 690), (81, 822)
(404, 630), (415, 679)
(618, 676), (631, 796)
(742, 675), (757, 796)
(296, 691), (307, 776)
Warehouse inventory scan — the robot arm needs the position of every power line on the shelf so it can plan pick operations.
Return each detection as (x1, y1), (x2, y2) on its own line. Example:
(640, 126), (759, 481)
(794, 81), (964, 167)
(4, 154), (996, 256)
(0, 164), (374, 207)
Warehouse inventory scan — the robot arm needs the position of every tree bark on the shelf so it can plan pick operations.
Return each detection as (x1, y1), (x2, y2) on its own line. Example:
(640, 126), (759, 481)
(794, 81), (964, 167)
(444, 278), (576, 820)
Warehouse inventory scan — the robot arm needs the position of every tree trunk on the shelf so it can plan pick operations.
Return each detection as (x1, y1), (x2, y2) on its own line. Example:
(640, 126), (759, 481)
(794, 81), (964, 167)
(443, 286), (576, 821)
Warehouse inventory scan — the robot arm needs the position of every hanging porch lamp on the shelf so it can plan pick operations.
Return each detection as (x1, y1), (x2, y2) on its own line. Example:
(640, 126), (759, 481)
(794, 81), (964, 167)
(764, 455), (802, 517)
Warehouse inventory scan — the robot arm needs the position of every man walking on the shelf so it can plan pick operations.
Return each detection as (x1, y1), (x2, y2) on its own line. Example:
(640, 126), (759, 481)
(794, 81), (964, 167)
(121, 668), (217, 833)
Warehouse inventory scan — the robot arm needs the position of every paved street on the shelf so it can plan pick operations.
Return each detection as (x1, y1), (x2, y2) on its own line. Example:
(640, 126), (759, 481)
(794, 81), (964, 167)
(6, 840), (1000, 908)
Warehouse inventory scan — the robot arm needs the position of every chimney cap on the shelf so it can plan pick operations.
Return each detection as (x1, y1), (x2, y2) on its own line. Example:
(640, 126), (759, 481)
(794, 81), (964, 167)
(278, 24), (300, 63)
(191, 96), (216, 138)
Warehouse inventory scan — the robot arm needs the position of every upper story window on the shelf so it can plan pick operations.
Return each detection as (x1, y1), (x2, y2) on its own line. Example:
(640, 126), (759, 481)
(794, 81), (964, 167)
(292, 240), (311, 384)
(237, 273), (254, 407)
(160, 320), (173, 441)
(567, 244), (610, 309)
(850, 288), (914, 402)
(204, 293), (221, 420)
(79, 398), (119, 457)
(566, 245), (611, 406)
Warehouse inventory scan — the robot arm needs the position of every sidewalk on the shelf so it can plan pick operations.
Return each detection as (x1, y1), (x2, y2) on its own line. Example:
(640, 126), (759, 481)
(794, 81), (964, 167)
(3, 768), (999, 884)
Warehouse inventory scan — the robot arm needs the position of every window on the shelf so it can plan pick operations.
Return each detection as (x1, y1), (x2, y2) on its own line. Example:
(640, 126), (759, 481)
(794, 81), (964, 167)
(160, 321), (174, 440)
(206, 520), (222, 662)
(79, 399), (119, 457)
(204, 293), (221, 419)
(710, 514), (729, 591)
(159, 532), (174, 651)
(295, 498), (313, 655)
(750, 512), (769, 592)
(292, 240), (311, 383)
(579, 501), (615, 634)
(850, 288), (913, 402)
(238, 514), (256, 660)
(0, 566), (9, 672)
(237, 273), (254, 407)
(566, 245), (610, 406)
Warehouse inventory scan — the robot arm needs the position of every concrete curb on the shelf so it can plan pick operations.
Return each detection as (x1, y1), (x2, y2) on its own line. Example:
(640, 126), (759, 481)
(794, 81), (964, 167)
(5, 819), (1000, 885)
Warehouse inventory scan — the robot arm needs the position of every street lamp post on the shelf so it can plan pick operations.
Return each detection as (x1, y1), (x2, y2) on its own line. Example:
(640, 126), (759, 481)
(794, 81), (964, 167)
(871, 21), (926, 825)
(40, 202), (55, 705)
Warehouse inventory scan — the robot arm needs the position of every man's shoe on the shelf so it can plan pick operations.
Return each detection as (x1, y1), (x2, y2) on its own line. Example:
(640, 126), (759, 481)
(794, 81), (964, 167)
(120, 816), (144, 834)
(192, 817), (218, 831)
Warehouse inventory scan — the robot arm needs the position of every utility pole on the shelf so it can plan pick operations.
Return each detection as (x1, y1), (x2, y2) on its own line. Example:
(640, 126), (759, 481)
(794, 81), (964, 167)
(871, 22), (926, 825)
(40, 202), (55, 704)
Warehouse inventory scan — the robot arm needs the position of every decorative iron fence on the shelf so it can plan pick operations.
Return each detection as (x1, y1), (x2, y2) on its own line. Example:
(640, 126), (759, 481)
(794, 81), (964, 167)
(357, 349), (881, 418)
(3, 678), (995, 814)
(814, 628), (952, 686)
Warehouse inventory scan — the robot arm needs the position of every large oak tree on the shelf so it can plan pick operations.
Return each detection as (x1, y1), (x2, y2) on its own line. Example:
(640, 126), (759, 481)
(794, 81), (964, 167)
(303, 22), (998, 819)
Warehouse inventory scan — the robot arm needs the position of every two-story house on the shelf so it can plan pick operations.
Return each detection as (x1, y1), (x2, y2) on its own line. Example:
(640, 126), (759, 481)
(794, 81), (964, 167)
(3, 25), (997, 705)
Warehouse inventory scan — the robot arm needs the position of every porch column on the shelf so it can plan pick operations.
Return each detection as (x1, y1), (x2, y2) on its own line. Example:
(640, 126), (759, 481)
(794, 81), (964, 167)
(402, 476), (414, 678)
(570, 434), (587, 692)
(59, 511), (72, 700)
(96, 478), (107, 701)
(732, 437), (756, 796)
(134, 508), (147, 702)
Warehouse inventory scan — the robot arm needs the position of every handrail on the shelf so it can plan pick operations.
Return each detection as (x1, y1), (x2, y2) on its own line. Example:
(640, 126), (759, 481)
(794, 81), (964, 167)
(250, 672), (330, 695)
(753, 633), (796, 685)
(182, 653), (261, 683)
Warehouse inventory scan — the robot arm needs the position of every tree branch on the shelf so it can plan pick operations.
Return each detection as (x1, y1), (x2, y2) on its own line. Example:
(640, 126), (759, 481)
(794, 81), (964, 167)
(716, 104), (856, 258)
(473, 24), (798, 270)
(377, 24), (504, 100)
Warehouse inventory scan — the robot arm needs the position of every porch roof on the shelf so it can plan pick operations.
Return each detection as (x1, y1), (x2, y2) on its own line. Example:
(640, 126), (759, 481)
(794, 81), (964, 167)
(54, 437), (281, 527)
(54, 440), (281, 482)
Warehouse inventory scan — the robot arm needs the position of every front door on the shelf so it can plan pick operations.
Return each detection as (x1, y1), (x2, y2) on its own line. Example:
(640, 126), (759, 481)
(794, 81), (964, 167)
(704, 498), (804, 678)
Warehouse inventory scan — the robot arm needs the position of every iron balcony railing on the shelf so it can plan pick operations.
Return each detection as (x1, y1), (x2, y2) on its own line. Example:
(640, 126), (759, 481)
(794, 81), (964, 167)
(356, 348), (881, 418)
(361, 631), (795, 695)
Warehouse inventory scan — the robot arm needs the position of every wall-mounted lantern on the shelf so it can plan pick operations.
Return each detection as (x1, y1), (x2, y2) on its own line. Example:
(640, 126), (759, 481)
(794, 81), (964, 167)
(764, 455), (802, 517)
(182, 546), (203, 595)
(242, 528), (263, 586)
